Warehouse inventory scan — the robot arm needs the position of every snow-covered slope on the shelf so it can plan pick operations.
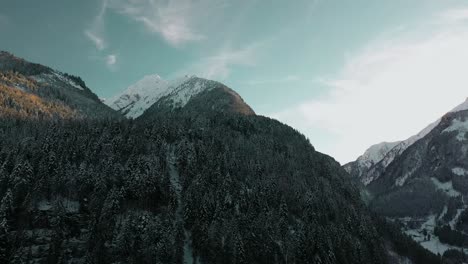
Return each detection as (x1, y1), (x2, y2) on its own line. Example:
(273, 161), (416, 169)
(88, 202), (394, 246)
(384, 98), (468, 165)
(107, 74), (171, 118)
(344, 141), (400, 185)
(106, 74), (254, 118)
(140, 76), (255, 119)
(106, 74), (214, 118)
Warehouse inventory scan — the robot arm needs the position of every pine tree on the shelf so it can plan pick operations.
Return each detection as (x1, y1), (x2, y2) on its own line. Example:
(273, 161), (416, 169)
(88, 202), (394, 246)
(0, 189), (13, 262)
(235, 231), (247, 264)
(11, 160), (33, 206)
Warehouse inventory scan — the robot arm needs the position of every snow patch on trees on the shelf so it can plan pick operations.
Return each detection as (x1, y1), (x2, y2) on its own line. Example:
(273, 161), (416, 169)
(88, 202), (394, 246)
(395, 167), (418, 187)
(402, 215), (463, 255)
(430, 178), (461, 197)
(442, 118), (468, 141)
(167, 147), (197, 264)
(452, 167), (467, 176)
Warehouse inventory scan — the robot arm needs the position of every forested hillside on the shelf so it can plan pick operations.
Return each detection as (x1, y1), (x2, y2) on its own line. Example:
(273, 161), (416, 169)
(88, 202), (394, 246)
(0, 51), (446, 264)
(0, 111), (399, 264)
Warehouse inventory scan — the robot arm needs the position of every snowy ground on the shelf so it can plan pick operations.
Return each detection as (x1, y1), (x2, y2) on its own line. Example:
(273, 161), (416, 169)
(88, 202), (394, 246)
(431, 177), (461, 197)
(167, 147), (200, 264)
(400, 212), (466, 255)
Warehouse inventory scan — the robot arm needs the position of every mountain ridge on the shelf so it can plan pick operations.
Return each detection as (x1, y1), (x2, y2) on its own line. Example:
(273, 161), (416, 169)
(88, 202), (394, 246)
(346, 98), (468, 185)
(0, 51), (119, 119)
(107, 74), (255, 118)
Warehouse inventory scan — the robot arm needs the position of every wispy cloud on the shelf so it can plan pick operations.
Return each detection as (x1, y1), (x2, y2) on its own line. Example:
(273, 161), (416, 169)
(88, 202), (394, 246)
(246, 75), (301, 86)
(85, 0), (108, 50)
(107, 0), (226, 46)
(177, 41), (262, 80)
(272, 7), (468, 164)
(0, 14), (9, 30)
(85, 31), (106, 50)
(106, 54), (117, 66)
(87, 53), (119, 70)
(440, 8), (468, 23)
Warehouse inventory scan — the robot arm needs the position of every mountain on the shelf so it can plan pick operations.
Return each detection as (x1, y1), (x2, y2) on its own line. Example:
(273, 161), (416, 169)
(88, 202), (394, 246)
(0, 111), (388, 264)
(344, 141), (401, 185)
(106, 74), (187, 118)
(346, 99), (468, 186)
(107, 75), (254, 118)
(2, 110), (440, 264)
(0, 51), (119, 119)
(347, 98), (468, 257)
(0, 51), (441, 264)
(140, 76), (255, 119)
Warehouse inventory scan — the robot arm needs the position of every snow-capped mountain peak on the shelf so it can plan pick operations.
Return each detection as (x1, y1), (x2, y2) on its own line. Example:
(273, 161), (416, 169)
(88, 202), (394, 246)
(106, 74), (216, 118)
(448, 97), (468, 113)
(106, 74), (172, 118)
(357, 141), (401, 167)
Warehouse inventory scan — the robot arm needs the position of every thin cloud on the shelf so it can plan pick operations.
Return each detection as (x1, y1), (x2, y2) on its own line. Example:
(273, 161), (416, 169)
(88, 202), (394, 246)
(440, 8), (468, 22)
(272, 8), (468, 164)
(0, 14), (9, 29)
(108, 0), (226, 46)
(247, 75), (301, 86)
(85, 30), (106, 50)
(177, 42), (262, 80)
(85, 0), (108, 50)
(106, 54), (117, 66)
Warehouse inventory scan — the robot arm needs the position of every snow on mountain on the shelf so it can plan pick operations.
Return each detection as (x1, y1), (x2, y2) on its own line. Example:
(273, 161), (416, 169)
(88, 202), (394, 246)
(344, 141), (400, 184)
(162, 77), (221, 108)
(32, 71), (85, 91)
(347, 97), (468, 185)
(365, 102), (468, 256)
(442, 118), (468, 141)
(106, 74), (170, 118)
(381, 98), (468, 165)
(106, 74), (213, 118)
(357, 142), (401, 168)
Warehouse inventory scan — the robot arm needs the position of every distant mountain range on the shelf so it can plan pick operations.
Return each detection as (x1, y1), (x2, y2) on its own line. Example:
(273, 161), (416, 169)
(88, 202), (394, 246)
(346, 98), (468, 256)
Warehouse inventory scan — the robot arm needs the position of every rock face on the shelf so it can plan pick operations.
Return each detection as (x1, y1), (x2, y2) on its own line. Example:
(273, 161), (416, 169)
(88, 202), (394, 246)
(0, 51), (119, 119)
(347, 99), (468, 256)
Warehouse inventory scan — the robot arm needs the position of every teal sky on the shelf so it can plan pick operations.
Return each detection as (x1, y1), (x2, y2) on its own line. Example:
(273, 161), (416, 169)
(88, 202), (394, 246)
(2, 0), (468, 163)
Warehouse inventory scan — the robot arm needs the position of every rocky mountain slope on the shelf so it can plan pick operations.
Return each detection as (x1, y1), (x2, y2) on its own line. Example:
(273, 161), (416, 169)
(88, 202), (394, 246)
(0, 51), (119, 119)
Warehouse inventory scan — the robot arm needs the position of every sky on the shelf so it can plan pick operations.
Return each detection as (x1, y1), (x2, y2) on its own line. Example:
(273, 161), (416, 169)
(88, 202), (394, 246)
(2, 0), (468, 163)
